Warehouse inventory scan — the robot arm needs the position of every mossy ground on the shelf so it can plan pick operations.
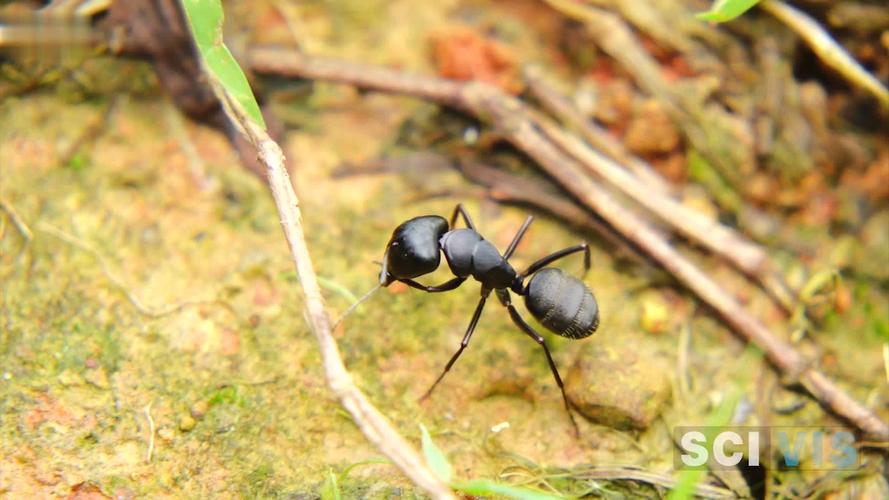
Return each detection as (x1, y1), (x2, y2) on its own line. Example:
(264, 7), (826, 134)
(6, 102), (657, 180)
(1, 1), (887, 498)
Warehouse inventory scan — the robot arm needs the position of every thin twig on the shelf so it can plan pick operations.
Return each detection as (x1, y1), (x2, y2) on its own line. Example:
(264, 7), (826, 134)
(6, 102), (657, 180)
(572, 465), (735, 499)
(525, 76), (795, 311)
(247, 47), (889, 441)
(523, 66), (672, 194)
(57, 96), (118, 167)
(677, 321), (692, 399)
(501, 463), (735, 499)
(0, 198), (34, 242)
(760, 0), (889, 108)
(542, 0), (756, 190)
(38, 223), (224, 318)
(144, 402), (155, 463)
(164, 100), (211, 190)
(208, 62), (455, 499)
(457, 160), (651, 268)
(0, 197), (35, 269)
(884, 344), (889, 384)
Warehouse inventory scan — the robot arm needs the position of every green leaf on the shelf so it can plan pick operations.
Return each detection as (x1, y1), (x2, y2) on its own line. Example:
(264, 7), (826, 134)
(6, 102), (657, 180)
(419, 424), (452, 483)
(179, 0), (266, 129)
(420, 424), (562, 498)
(319, 469), (342, 500)
(799, 268), (839, 302)
(455, 479), (564, 500)
(696, 0), (760, 22)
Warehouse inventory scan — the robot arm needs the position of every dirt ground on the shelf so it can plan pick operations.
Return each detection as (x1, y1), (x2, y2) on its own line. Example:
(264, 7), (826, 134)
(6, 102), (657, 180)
(1, 0), (888, 498)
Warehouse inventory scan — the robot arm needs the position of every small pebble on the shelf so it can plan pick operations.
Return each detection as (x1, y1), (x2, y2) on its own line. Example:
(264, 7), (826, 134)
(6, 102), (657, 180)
(640, 293), (670, 334)
(190, 400), (209, 419)
(158, 427), (175, 441)
(179, 415), (196, 432)
(566, 338), (671, 430)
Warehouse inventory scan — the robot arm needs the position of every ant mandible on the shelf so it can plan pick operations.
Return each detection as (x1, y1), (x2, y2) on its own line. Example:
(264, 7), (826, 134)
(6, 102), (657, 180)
(380, 203), (599, 431)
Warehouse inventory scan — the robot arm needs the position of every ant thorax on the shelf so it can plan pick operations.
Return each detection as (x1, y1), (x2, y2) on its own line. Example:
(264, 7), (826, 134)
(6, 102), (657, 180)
(440, 228), (516, 289)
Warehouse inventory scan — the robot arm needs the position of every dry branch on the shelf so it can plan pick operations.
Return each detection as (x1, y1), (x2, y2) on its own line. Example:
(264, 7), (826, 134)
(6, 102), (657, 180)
(523, 66), (672, 194)
(247, 47), (889, 441)
(38, 223), (222, 318)
(524, 70), (795, 311)
(542, 0), (757, 190)
(457, 160), (651, 268)
(760, 0), (889, 108)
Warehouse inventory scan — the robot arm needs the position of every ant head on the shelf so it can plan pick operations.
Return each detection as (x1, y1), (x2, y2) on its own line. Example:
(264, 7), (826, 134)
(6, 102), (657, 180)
(380, 215), (449, 286)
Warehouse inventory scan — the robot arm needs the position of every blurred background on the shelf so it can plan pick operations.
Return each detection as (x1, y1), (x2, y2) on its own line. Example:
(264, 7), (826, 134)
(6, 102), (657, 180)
(1, 0), (887, 498)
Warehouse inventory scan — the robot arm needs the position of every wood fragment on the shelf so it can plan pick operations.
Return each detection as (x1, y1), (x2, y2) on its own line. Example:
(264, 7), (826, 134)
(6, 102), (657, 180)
(542, 0), (757, 189)
(144, 402), (155, 463)
(524, 71), (795, 311)
(457, 160), (650, 267)
(0, 198), (33, 243)
(760, 0), (889, 108)
(523, 66), (672, 194)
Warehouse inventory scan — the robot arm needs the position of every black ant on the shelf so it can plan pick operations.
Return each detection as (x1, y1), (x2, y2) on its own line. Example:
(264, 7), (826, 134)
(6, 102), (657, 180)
(379, 204), (599, 431)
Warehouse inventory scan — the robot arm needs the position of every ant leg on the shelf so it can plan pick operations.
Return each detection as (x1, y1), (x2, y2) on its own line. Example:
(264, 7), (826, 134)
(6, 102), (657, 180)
(503, 299), (580, 435)
(400, 276), (466, 293)
(503, 215), (534, 260)
(520, 243), (590, 279)
(449, 203), (476, 231)
(420, 289), (491, 401)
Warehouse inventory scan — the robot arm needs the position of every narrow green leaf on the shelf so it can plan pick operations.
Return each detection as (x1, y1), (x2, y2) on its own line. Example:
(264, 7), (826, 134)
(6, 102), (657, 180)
(181, 0), (220, 48)
(179, 0), (266, 129)
(455, 479), (564, 500)
(799, 268), (839, 302)
(419, 424), (452, 483)
(696, 0), (760, 22)
(320, 469), (342, 500)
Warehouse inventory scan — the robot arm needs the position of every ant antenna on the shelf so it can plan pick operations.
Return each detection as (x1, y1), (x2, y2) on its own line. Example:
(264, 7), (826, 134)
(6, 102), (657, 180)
(332, 283), (381, 329)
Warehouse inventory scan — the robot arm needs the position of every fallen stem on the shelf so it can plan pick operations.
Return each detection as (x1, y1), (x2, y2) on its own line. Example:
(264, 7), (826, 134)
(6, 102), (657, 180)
(570, 465), (735, 498)
(523, 66), (672, 195)
(542, 0), (755, 190)
(38, 223), (224, 318)
(525, 76), (795, 311)
(760, 0), (889, 108)
(457, 160), (651, 268)
(247, 47), (889, 440)
(0, 198), (33, 243)
(144, 402), (155, 463)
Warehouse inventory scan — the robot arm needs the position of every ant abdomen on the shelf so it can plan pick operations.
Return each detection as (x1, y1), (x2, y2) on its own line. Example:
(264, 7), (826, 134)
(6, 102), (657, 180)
(524, 268), (599, 339)
(384, 215), (448, 280)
